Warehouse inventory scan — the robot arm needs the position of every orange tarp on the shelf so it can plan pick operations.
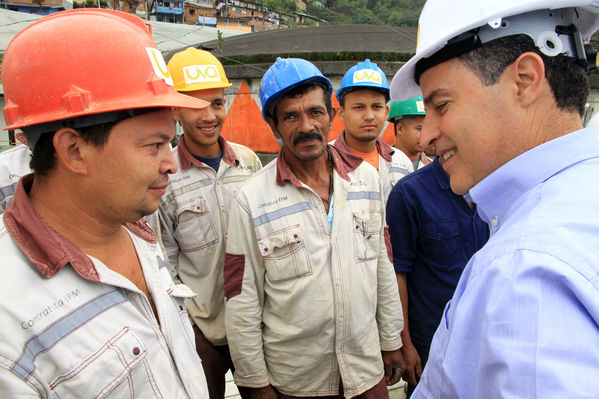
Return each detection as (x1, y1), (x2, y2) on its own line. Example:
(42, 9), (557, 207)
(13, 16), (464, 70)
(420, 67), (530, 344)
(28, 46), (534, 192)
(221, 81), (397, 153)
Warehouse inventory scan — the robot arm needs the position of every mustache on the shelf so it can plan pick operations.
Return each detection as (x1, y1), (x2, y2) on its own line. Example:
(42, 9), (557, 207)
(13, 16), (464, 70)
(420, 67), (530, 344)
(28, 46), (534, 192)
(293, 132), (323, 146)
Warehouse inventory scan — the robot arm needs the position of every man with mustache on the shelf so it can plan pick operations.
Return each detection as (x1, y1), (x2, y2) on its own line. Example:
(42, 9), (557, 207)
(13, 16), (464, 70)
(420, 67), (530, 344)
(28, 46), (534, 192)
(0, 9), (210, 397)
(159, 47), (261, 399)
(223, 57), (405, 399)
(390, 0), (599, 396)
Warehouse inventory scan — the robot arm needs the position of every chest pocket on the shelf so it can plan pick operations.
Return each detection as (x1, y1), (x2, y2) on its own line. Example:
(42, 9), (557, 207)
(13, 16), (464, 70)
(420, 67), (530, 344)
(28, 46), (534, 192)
(174, 197), (218, 252)
(50, 327), (161, 398)
(353, 212), (382, 262)
(257, 225), (312, 283)
(421, 221), (461, 266)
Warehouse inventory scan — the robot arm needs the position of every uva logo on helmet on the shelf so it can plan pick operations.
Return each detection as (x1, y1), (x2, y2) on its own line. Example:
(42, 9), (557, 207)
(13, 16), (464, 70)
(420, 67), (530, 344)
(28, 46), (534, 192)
(146, 47), (174, 86)
(183, 65), (221, 84)
(353, 69), (382, 84)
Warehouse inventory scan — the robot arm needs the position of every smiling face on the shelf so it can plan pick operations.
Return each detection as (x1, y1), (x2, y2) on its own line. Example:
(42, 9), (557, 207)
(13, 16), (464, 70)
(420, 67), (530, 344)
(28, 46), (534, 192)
(419, 57), (521, 195)
(172, 87), (226, 157)
(85, 109), (178, 223)
(268, 84), (334, 163)
(338, 89), (389, 147)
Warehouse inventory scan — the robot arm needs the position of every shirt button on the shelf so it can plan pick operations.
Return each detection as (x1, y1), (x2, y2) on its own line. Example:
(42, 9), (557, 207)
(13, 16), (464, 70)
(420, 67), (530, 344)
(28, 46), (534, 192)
(491, 217), (498, 227)
(132, 347), (141, 356)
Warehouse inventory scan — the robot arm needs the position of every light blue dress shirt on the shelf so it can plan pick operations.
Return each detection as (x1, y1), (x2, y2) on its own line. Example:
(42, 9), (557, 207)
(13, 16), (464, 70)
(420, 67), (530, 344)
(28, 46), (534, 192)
(414, 128), (599, 398)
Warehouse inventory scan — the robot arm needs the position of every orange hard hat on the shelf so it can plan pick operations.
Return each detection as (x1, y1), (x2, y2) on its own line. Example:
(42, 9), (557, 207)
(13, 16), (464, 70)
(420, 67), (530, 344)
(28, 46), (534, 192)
(2, 8), (208, 132)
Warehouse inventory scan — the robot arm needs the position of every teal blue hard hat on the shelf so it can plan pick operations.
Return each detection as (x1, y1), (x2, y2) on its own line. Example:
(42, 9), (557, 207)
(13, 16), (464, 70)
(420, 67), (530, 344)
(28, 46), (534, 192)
(260, 57), (332, 121)
(388, 96), (426, 122)
(336, 59), (389, 103)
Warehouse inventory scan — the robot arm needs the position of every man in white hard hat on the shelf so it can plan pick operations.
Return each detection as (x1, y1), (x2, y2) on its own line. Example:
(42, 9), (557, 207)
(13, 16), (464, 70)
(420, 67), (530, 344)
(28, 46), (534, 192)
(160, 47), (261, 399)
(224, 57), (405, 399)
(390, 1), (599, 397)
(0, 9), (210, 397)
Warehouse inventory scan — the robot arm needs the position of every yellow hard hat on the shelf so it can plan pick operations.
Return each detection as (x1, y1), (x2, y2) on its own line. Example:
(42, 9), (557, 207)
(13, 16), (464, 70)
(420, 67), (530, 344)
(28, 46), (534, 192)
(167, 47), (231, 92)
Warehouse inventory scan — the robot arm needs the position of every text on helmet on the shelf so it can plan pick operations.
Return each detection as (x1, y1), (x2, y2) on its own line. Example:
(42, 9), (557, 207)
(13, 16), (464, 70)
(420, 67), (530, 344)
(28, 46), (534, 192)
(184, 65), (222, 84)
(353, 69), (382, 84)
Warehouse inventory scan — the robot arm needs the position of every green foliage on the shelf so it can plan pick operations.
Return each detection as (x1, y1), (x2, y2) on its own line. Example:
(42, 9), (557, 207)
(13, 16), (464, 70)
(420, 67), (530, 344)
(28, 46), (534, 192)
(305, 0), (425, 26)
(265, 0), (297, 13)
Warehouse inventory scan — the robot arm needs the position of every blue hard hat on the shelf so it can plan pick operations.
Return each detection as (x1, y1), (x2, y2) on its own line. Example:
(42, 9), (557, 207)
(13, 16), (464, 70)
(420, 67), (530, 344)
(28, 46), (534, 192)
(260, 57), (333, 121)
(336, 59), (389, 103)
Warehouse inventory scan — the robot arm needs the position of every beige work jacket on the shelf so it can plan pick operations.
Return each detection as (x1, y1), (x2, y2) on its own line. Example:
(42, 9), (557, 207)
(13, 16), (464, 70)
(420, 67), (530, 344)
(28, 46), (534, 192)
(160, 135), (262, 345)
(224, 145), (403, 398)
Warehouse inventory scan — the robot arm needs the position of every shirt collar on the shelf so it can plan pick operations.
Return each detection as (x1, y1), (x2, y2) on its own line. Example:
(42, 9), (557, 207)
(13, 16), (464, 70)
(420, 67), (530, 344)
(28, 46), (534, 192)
(334, 130), (394, 162)
(3, 174), (157, 281)
(431, 156), (451, 191)
(468, 128), (599, 229)
(275, 144), (362, 187)
(177, 135), (239, 171)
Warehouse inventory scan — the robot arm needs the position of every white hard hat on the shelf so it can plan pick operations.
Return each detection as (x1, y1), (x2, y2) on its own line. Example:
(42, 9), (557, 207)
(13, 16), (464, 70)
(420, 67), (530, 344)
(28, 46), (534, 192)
(390, 0), (599, 101)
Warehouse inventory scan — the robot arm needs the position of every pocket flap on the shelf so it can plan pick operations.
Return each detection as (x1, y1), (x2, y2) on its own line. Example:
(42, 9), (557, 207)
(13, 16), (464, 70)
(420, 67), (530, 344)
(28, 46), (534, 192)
(353, 212), (382, 234)
(257, 225), (302, 257)
(176, 197), (207, 217)
(422, 221), (459, 240)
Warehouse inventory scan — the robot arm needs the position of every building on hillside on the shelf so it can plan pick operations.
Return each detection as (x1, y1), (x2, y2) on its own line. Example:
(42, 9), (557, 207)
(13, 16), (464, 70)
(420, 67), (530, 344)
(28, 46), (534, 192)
(184, 0), (215, 25)
(153, 0), (184, 22)
(1, 0), (71, 16)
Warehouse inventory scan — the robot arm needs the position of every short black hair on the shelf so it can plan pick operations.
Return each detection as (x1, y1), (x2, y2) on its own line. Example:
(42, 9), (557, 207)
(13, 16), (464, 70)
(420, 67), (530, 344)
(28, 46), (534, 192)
(30, 121), (116, 176)
(269, 83), (333, 125)
(458, 34), (588, 116)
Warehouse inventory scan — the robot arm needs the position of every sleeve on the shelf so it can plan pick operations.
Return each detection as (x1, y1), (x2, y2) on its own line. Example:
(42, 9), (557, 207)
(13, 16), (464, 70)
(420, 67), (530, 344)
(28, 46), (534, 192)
(376, 198), (404, 351)
(158, 202), (182, 284)
(419, 250), (599, 398)
(224, 194), (270, 388)
(386, 184), (418, 273)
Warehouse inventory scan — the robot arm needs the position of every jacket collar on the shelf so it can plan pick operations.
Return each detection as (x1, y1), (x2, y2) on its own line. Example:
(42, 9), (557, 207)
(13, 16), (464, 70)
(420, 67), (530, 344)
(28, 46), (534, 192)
(177, 135), (239, 171)
(3, 174), (156, 281)
(275, 144), (362, 187)
(334, 130), (394, 162)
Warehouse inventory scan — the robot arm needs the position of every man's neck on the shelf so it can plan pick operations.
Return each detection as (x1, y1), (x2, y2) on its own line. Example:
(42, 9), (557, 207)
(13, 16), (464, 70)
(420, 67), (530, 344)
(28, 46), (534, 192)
(395, 143), (419, 161)
(184, 135), (222, 158)
(284, 148), (330, 185)
(29, 175), (125, 253)
(344, 132), (377, 154)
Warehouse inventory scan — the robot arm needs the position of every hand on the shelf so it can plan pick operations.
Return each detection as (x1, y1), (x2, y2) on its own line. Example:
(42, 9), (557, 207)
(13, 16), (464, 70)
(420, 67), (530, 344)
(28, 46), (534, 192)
(250, 385), (279, 399)
(382, 349), (406, 386)
(401, 342), (422, 387)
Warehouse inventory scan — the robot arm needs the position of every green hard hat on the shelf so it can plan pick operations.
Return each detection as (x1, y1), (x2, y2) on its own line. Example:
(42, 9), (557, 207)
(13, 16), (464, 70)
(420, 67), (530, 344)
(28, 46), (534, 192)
(388, 95), (425, 122)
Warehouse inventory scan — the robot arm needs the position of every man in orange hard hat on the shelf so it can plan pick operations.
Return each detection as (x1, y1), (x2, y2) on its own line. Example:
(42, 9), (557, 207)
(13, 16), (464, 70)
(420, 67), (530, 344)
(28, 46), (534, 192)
(160, 47), (261, 399)
(0, 9), (210, 397)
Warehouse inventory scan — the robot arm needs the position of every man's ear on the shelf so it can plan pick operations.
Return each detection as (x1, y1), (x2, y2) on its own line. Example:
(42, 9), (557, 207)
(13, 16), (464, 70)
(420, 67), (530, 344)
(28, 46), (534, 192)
(267, 117), (281, 140)
(336, 106), (345, 123)
(328, 107), (337, 130)
(53, 127), (89, 175)
(395, 122), (404, 137)
(508, 52), (546, 108)
(171, 107), (181, 123)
